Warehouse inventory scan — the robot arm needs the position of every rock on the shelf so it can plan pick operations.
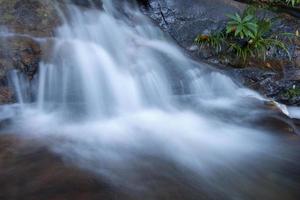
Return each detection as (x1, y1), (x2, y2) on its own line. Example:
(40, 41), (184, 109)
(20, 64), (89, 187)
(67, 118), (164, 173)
(296, 57), (300, 67)
(64, 0), (103, 8)
(0, 0), (60, 37)
(0, 36), (42, 79)
(0, 134), (132, 200)
(145, 0), (245, 49)
(227, 65), (300, 105)
(0, 0), (60, 104)
(295, 48), (300, 67)
(0, 87), (14, 104)
(254, 101), (298, 134)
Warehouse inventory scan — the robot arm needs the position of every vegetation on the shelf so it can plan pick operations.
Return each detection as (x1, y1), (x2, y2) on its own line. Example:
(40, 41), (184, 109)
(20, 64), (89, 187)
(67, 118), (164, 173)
(273, 0), (300, 6)
(283, 86), (300, 99)
(195, 6), (295, 65)
(246, 0), (300, 7)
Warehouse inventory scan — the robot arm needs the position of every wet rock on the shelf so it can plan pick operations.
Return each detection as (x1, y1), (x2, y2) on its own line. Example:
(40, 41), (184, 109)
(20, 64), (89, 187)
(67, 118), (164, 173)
(65, 0), (103, 8)
(0, 36), (41, 78)
(227, 65), (300, 105)
(0, 134), (132, 200)
(295, 48), (300, 67)
(0, 87), (14, 104)
(137, 0), (150, 7)
(0, 0), (59, 104)
(145, 0), (245, 49)
(53, 0), (103, 11)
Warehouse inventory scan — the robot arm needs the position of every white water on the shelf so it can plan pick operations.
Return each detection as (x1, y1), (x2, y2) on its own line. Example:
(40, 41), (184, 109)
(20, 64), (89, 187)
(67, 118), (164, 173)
(3, 1), (300, 199)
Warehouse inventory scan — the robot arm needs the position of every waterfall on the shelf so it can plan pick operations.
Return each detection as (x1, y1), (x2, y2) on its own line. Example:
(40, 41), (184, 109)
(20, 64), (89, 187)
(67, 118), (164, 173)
(7, 70), (30, 108)
(4, 1), (300, 199)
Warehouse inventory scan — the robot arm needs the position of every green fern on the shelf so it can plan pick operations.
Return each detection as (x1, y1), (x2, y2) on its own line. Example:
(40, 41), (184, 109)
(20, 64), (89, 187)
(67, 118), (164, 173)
(226, 13), (258, 39)
(194, 5), (293, 65)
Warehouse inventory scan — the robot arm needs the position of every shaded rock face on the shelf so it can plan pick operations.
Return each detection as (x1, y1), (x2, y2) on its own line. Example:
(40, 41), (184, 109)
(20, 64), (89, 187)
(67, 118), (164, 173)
(144, 0), (245, 48)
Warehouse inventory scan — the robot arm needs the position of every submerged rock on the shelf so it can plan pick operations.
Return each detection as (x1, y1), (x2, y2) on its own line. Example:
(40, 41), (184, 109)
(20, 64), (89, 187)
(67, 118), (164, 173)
(0, 134), (132, 200)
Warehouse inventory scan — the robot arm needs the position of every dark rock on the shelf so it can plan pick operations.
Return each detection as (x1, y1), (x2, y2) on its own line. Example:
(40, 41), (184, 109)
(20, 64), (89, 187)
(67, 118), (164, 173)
(66, 0), (103, 8)
(137, 0), (150, 7)
(145, 0), (245, 48)
(226, 65), (300, 105)
(295, 48), (300, 68)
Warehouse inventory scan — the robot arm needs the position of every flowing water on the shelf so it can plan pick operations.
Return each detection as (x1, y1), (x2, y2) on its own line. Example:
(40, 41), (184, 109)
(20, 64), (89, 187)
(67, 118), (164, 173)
(1, 1), (300, 199)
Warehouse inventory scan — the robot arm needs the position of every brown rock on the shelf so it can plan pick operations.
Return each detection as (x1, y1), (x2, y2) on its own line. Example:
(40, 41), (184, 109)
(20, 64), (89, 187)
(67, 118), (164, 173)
(0, 87), (14, 104)
(0, 36), (41, 81)
(0, 0), (60, 37)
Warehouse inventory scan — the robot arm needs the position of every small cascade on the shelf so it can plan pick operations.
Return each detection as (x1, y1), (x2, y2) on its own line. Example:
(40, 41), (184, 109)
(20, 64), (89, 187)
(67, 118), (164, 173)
(7, 70), (30, 108)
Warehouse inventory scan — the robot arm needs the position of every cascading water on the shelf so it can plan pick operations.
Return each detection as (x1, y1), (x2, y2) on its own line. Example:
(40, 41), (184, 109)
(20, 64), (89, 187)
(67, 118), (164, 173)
(2, 1), (300, 199)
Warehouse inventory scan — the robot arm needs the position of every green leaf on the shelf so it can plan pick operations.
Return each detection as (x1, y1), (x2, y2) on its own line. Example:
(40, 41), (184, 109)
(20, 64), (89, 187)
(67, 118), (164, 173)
(235, 25), (243, 37)
(226, 14), (238, 21)
(243, 15), (254, 22)
(235, 13), (242, 23)
(246, 23), (258, 33)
